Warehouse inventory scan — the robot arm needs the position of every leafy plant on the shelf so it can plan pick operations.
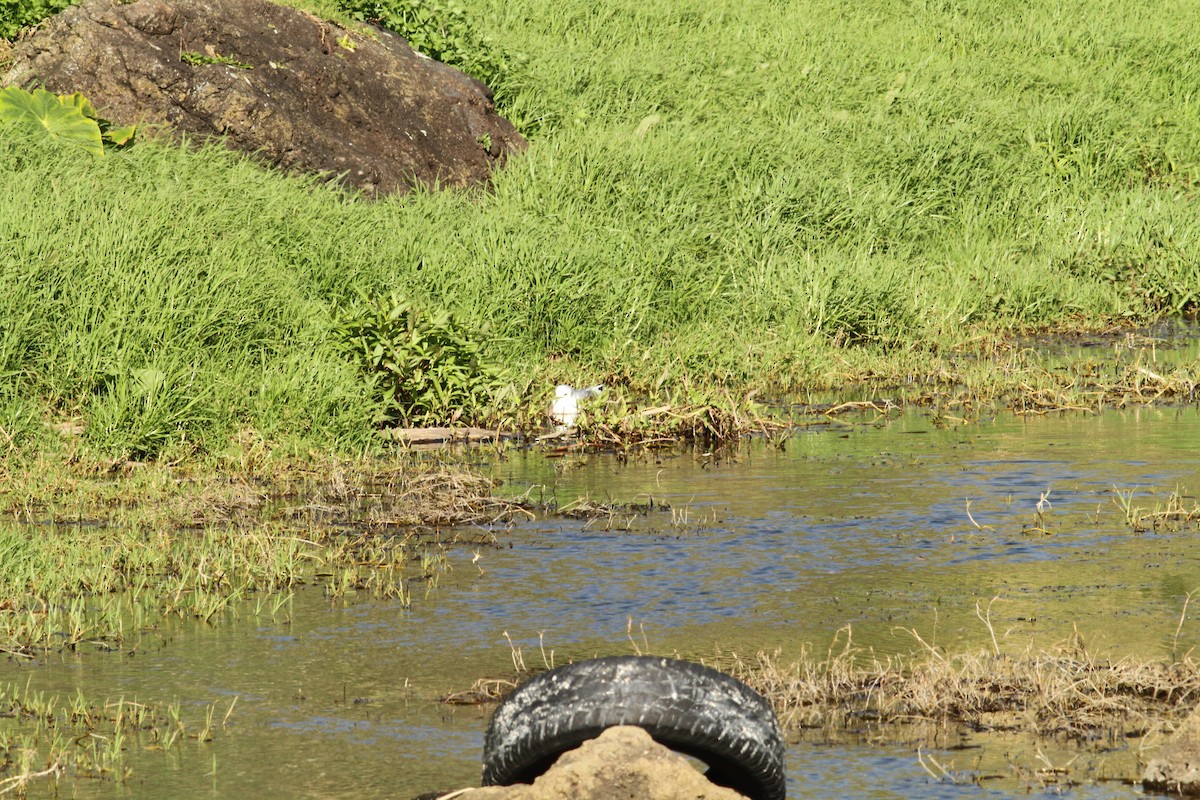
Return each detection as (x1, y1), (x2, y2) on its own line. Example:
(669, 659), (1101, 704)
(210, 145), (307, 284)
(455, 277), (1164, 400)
(0, 0), (72, 40)
(0, 87), (136, 155)
(334, 292), (511, 427)
(336, 0), (515, 99)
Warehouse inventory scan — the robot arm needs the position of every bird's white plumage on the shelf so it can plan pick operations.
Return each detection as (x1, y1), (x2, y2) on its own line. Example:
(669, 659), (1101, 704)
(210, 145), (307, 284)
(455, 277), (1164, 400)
(549, 384), (604, 427)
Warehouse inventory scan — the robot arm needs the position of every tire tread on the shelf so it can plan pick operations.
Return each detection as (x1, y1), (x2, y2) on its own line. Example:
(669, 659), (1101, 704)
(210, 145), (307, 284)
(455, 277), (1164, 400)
(482, 656), (785, 800)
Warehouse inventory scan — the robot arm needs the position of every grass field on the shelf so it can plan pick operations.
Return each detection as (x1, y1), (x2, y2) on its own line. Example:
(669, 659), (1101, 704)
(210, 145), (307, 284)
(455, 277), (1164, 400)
(3, 0), (1199, 459)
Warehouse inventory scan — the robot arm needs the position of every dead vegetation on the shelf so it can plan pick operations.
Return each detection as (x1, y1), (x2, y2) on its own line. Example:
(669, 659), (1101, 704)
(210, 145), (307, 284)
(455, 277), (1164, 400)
(558, 393), (789, 451)
(440, 677), (518, 705)
(1006, 358), (1200, 415)
(0, 446), (694, 555)
(733, 628), (1200, 741)
(550, 332), (1200, 450)
(0, 452), (536, 531)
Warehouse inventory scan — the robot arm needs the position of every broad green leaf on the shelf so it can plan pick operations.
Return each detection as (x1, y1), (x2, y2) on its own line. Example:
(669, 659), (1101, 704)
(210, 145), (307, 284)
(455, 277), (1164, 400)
(103, 124), (138, 147)
(0, 87), (104, 156)
(57, 91), (98, 119)
(132, 368), (167, 396)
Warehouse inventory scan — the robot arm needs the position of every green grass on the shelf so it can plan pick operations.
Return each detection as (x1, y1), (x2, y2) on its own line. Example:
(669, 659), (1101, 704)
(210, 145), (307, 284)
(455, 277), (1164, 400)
(0, 681), (211, 788)
(2, 0), (1200, 457)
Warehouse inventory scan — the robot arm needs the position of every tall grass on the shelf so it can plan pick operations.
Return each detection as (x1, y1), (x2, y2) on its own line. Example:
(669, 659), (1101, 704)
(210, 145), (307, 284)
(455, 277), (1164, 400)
(2, 0), (1199, 455)
(0, 137), (375, 456)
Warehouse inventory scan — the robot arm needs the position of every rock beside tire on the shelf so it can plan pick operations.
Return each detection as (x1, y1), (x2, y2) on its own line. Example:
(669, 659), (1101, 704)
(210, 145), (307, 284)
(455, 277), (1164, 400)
(482, 656), (786, 800)
(1144, 706), (1200, 795)
(456, 725), (750, 800)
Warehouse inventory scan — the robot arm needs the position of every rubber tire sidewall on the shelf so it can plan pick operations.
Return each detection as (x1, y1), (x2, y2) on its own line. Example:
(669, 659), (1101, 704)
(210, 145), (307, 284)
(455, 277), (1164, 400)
(482, 655), (786, 800)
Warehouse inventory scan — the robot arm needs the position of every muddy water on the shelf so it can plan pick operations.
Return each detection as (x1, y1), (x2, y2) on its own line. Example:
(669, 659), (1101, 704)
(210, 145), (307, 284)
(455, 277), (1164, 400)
(10, 407), (1200, 798)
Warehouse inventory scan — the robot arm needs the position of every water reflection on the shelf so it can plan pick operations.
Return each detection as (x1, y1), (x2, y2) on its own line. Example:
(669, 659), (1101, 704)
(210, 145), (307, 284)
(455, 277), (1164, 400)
(493, 406), (1200, 661)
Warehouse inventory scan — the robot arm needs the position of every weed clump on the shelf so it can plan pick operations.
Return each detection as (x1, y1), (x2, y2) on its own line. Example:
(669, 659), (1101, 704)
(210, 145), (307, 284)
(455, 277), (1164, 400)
(334, 292), (516, 427)
(736, 631), (1200, 739)
(0, 0), (70, 39)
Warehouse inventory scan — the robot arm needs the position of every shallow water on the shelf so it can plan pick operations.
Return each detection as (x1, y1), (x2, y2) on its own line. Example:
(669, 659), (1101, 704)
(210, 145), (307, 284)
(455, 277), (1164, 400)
(9, 406), (1200, 798)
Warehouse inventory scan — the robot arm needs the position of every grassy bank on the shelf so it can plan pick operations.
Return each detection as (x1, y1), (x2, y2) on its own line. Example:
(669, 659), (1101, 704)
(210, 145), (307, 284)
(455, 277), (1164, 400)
(3, 0), (1200, 459)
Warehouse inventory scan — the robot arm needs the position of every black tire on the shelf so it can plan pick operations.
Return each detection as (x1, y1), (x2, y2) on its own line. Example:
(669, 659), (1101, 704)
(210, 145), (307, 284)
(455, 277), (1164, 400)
(481, 655), (786, 800)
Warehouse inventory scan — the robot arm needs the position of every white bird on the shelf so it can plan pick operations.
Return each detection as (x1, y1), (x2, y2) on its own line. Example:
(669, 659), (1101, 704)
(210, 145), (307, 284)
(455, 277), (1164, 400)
(549, 384), (604, 428)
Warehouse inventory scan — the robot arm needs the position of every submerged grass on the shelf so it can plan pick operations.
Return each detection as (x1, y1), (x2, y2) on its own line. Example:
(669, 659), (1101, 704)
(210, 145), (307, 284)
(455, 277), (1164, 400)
(0, 434), (743, 653)
(0, 680), (227, 791)
(0, 449), (537, 652)
(3, 0), (1200, 456)
(1112, 485), (1200, 533)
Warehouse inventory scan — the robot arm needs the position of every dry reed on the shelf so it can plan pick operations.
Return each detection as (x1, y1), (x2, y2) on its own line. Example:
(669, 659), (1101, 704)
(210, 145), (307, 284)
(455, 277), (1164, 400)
(733, 630), (1200, 740)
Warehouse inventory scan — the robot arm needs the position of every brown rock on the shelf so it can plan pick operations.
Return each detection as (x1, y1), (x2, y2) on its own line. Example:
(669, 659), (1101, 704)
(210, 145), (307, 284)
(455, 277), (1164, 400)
(2, 0), (525, 196)
(1144, 706), (1200, 795)
(446, 726), (750, 800)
